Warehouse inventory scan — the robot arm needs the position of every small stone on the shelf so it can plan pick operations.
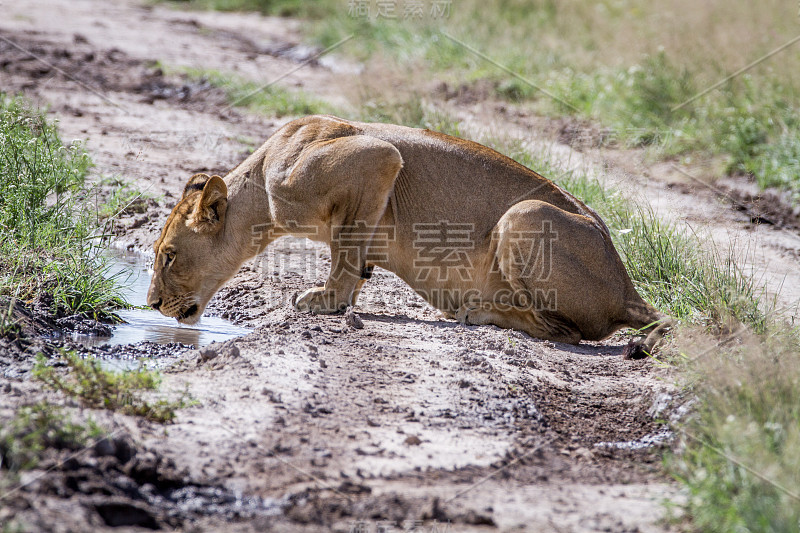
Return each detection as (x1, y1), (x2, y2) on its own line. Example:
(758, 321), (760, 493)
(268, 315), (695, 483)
(199, 345), (218, 361)
(344, 307), (363, 329)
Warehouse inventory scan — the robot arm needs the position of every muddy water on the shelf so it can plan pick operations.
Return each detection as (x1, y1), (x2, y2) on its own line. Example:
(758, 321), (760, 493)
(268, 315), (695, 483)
(72, 250), (250, 347)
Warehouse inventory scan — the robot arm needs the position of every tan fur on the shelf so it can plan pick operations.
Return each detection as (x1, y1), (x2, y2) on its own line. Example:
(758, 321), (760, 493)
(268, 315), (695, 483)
(148, 115), (672, 356)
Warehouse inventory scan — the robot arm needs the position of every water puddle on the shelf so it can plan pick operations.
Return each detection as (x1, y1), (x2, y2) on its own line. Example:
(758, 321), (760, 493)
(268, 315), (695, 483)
(71, 249), (250, 348)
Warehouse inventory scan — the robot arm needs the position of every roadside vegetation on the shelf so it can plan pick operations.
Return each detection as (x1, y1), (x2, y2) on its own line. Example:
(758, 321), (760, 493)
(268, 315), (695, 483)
(669, 326), (800, 532)
(1, 96), (191, 424)
(165, 0), (800, 200)
(97, 176), (156, 220)
(0, 402), (103, 474)
(0, 94), (126, 322)
(34, 352), (193, 423)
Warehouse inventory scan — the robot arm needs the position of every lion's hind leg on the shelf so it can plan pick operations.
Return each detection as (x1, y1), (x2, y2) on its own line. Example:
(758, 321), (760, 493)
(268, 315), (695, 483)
(465, 198), (635, 345)
(485, 198), (674, 353)
(455, 199), (589, 344)
(457, 302), (582, 345)
(621, 300), (675, 359)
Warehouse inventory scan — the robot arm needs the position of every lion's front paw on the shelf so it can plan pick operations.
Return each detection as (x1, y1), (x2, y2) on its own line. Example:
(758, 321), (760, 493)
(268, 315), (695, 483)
(292, 287), (348, 314)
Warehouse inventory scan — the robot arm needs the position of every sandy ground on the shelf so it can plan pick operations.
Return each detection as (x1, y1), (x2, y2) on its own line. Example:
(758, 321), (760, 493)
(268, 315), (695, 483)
(2, 1), (799, 531)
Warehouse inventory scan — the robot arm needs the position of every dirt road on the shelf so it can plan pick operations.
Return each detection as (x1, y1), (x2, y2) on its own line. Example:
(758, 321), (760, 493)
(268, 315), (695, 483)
(3, 1), (798, 531)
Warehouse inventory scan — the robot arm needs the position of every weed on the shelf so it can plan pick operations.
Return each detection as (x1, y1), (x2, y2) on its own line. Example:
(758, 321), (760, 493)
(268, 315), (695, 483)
(97, 176), (154, 220)
(0, 95), (91, 248)
(0, 94), (127, 320)
(357, 93), (462, 135)
(33, 353), (193, 423)
(0, 298), (20, 338)
(1, 521), (26, 533)
(0, 401), (103, 473)
(749, 132), (800, 202)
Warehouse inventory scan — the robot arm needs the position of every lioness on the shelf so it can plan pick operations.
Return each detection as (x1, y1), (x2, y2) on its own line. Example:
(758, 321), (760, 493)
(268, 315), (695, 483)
(147, 115), (671, 357)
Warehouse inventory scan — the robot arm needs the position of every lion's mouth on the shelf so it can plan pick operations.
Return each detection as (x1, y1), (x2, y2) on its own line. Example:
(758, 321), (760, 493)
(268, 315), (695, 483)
(177, 304), (199, 322)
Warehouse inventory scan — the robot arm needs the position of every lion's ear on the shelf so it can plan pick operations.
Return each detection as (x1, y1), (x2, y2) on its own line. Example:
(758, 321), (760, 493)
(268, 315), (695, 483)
(187, 175), (227, 234)
(182, 173), (212, 199)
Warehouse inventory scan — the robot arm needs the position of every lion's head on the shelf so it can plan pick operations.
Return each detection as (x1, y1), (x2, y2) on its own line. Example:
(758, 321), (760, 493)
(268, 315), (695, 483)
(147, 173), (236, 324)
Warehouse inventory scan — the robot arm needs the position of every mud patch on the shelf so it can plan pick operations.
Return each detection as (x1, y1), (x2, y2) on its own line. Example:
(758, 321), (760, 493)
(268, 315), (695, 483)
(721, 185), (800, 230)
(6, 294), (118, 341)
(1, 434), (282, 531)
(0, 31), (233, 115)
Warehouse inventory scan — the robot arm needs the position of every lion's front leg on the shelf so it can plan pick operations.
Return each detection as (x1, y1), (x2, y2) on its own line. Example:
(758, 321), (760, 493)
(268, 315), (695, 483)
(292, 230), (376, 314)
(280, 134), (403, 315)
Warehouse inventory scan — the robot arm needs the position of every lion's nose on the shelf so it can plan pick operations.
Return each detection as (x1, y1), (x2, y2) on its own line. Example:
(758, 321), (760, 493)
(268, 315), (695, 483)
(150, 298), (162, 311)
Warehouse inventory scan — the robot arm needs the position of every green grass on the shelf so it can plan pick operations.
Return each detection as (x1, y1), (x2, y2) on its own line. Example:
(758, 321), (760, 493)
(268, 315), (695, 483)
(355, 92), (462, 134)
(97, 176), (155, 220)
(668, 328), (800, 532)
(0, 95), (127, 322)
(0, 401), (103, 473)
(162, 63), (334, 117)
(162, 0), (800, 198)
(33, 352), (193, 423)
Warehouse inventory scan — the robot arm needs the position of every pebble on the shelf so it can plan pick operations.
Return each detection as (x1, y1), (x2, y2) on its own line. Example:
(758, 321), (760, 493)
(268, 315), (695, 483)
(344, 307), (364, 329)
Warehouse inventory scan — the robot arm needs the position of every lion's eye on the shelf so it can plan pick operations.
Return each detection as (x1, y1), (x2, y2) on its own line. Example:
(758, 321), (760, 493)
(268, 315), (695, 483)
(165, 251), (175, 266)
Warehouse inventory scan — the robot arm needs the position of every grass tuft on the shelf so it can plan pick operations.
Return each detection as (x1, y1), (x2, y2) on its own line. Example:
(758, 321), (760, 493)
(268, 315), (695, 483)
(356, 93), (462, 136)
(97, 176), (155, 220)
(0, 95), (127, 321)
(34, 353), (193, 423)
(0, 402), (103, 473)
